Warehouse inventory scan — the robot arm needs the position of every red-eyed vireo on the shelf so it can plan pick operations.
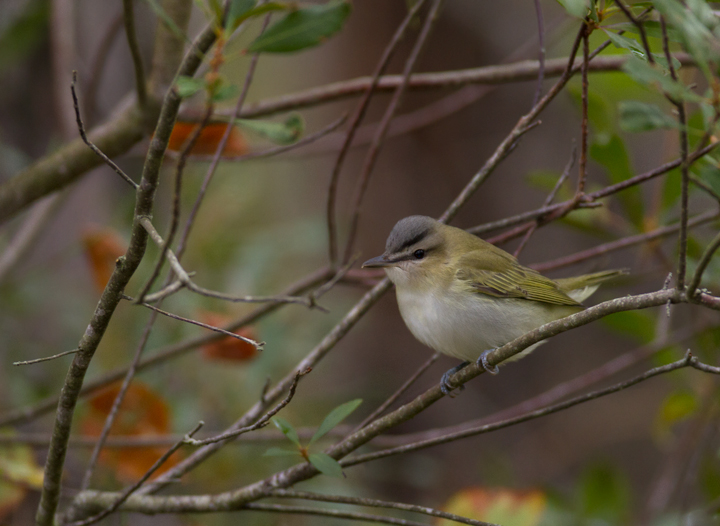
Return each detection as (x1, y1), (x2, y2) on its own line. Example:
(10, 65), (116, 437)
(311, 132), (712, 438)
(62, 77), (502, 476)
(363, 216), (625, 394)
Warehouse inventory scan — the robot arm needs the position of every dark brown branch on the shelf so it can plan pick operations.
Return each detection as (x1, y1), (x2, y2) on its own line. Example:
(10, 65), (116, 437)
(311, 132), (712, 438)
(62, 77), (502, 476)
(326, 0), (428, 266)
(341, 0), (445, 264)
(122, 0), (147, 109)
(70, 72), (138, 189)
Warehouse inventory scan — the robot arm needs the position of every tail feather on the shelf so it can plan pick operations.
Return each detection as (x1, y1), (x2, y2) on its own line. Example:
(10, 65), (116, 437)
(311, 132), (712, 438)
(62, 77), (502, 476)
(555, 269), (627, 303)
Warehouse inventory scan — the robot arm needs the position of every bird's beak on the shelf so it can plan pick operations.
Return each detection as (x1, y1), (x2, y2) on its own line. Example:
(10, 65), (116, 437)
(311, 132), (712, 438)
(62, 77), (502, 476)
(362, 254), (395, 268)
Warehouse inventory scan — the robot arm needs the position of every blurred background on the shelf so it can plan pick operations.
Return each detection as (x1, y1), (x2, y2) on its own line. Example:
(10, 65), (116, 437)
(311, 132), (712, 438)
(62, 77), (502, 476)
(1, 0), (719, 525)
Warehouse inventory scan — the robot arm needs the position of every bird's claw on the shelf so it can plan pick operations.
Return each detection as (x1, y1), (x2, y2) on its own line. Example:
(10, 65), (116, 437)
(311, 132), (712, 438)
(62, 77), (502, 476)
(440, 361), (470, 396)
(477, 349), (499, 375)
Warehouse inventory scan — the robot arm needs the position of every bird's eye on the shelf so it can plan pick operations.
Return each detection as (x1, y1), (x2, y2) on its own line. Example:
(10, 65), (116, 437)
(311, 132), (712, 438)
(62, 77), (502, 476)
(413, 249), (425, 260)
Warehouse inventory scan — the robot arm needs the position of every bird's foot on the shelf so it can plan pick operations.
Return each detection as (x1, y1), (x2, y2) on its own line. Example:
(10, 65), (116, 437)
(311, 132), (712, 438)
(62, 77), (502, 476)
(477, 349), (499, 375)
(440, 361), (470, 395)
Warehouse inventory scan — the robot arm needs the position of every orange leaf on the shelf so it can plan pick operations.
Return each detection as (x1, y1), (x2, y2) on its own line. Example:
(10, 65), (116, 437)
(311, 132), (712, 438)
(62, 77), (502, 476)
(167, 122), (248, 156)
(82, 226), (127, 293)
(80, 382), (179, 482)
(438, 487), (547, 526)
(199, 311), (259, 362)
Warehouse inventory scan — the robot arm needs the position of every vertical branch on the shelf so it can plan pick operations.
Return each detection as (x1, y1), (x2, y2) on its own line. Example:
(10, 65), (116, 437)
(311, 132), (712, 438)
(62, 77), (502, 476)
(35, 13), (219, 526)
(79, 310), (161, 490)
(342, 0), (445, 264)
(326, 0), (429, 267)
(577, 24), (590, 195)
(660, 17), (689, 290)
(531, 0), (545, 107)
(136, 104), (214, 302)
(440, 23), (586, 224)
(177, 14), (272, 258)
(123, 0), (148, 110)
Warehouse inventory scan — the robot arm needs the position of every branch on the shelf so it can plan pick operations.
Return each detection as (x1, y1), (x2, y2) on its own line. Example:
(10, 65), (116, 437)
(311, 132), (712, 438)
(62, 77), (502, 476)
(232, 54), (693, 119)
(35, 13), (220, 525)
(0, 267), (329, 429)
(268, 489), (497, 526)
(341, 0), (445, 264)
(342, 352), (709, 467)
(122, 0), (147, 109)
(326, 0), (429, 266)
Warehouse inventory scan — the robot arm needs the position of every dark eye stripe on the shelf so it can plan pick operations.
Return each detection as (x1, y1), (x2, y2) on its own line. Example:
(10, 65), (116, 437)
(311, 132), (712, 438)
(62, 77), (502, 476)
(398, 229), (430, 251)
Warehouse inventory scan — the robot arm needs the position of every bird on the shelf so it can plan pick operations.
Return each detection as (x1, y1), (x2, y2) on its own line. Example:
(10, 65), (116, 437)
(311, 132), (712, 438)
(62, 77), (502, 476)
(362, 215), (624, 394)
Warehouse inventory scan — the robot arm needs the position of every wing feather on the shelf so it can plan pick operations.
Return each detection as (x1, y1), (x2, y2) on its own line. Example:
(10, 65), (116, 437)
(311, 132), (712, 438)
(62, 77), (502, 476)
(456, 250), (582, 306)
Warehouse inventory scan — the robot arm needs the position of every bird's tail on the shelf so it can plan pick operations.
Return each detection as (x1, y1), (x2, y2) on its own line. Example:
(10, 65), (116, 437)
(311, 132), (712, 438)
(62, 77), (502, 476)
(555, 269), (627, 303)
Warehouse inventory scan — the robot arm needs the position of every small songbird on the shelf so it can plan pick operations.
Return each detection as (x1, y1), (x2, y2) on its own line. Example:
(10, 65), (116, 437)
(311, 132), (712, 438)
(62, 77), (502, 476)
(363, 216), (624, 394)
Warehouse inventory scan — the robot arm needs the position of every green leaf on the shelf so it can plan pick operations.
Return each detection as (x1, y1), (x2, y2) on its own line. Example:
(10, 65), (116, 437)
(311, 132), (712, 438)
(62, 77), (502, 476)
(263, 447), (301, 457)
(226, 0), (256, 29)
(615, 21), (683, 43)
(175, 76), (205, 98)
(601, 310), (655, 344)
(556, 0), (589, 19)
(622, 55), (703, 103)
(227, 2), (289, 32)
(589, 134), (644, 228)
(308, 453), (344, 477)
(695, 158), (720, 198)
(247, 0), (352, 53)
(212, 83), (239, 102)
(236, 114), (304, 144)
(619, 101), (678, 133)
(603, 30), (647, 56)
(273, 417), (301, 446)
(309, 398), (362, 444)
(653, 0), (719, 80)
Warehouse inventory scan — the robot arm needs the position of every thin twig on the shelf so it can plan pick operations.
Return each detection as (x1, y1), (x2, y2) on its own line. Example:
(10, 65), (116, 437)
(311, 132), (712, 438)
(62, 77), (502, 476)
(578, 25), (589, 195)
(176, 114), (348, 162)
(136, 104), (215, 302)
(139, 217), (312, 306)
(69, 422), (204, 526)
(531, 0), (546, 106)
(660, 16), (690, 291)
(686, 230), (720, 299)
(0, 267), (330, 429)
(0, 193), (66, 283)
(176, 13), (272, 261)
(184, 369), (310, 446)
(615, 0), (655, 63)
(440, 23), (586, 224)
(242, 503), (432, 526)
(342, 352), (707, 467)
(122, 0), (147, 109)
(514, 146), (576, 257)
(13, 349), (79, 366)
(326, 0), (429, 266)
(79, 307), (162, 491)
(124, 294), (264, 349)
(225, 54), (693, 120)
(531, 210), (719, 273)
(268, 489), (497, 526)
(70, 72), (138, 189)
(355, 353), (440, 432)
(83, 12), (124, 122)
(342, 0), (446, 264)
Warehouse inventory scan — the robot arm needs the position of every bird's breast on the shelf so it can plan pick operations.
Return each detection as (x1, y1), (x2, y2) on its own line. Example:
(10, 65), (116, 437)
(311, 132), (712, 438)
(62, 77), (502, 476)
(394, 284), (577, 363)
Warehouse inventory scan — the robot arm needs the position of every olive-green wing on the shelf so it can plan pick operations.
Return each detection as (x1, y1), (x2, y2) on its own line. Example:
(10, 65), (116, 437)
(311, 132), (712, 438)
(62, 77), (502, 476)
(455, 249), (582, 306)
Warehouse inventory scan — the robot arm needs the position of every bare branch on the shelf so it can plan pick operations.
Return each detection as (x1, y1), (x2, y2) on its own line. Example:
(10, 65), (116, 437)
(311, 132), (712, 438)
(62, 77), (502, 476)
(13, 349), (79, 366)
(268, 489), (497, 526)
(71, 72), (138, 189)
